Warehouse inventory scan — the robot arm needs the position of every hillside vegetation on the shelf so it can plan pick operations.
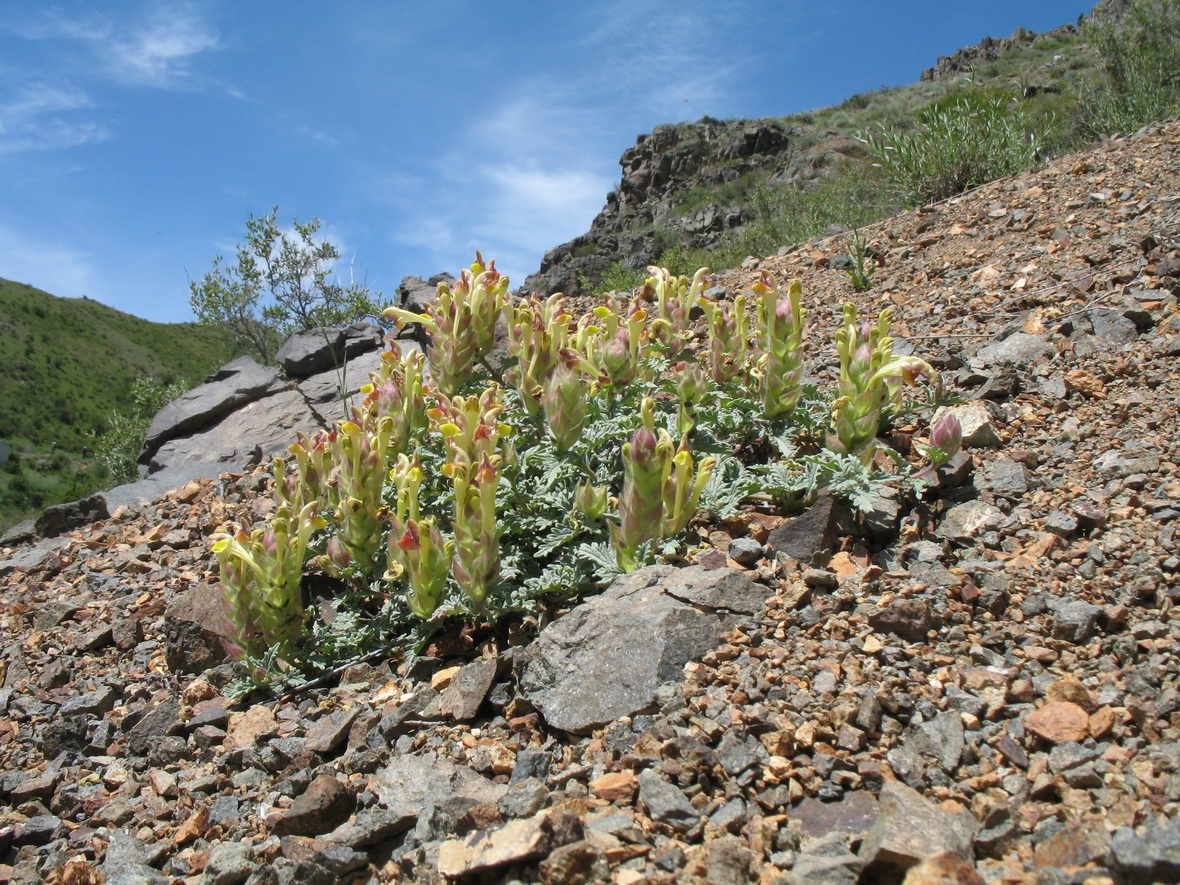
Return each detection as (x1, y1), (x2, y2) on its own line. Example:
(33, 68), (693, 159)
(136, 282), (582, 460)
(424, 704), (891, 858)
(0, 278), (239, 528)
(547, 0), (1180, 293)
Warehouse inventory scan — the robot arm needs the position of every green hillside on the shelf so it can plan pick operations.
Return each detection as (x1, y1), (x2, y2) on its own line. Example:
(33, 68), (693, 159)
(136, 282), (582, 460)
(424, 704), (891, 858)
(0, 278), (240, 529)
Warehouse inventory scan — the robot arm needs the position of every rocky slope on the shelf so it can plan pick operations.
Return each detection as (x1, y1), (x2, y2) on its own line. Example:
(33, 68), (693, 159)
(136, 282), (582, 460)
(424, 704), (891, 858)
(0, 113), (1178, 884)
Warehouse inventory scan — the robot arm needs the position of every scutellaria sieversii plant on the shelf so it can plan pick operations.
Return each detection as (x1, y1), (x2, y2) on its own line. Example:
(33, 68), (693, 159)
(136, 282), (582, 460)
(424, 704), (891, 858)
(505, 293), (574, 420)
(386, 453), (454, 619)
(428, 385), (511, 610)
(750, 272), (807, 418)
(209, 255), (954, 693)
(644, 265), (709, 352)
(611, 398), (716, 571)
(384, 252), (509, 397)
(830, 304), (935, 461)
(696, 289), (752, 385)
(212, 463), (327, 659)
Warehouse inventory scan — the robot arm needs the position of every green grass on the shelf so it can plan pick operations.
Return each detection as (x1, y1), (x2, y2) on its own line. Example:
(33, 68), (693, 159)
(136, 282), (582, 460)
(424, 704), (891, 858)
(0, 278), (240, 530)
(658, 163), (898, 274)
(860, 91), (1050, 205)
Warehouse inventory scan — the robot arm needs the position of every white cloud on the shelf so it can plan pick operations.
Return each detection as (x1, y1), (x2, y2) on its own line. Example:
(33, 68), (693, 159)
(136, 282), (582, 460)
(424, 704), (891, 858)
(380, 0), (751, 285)
(104, 5), (219, 88)
(0, 224), (100, 299)
(0, 83), (109, 153)
(485, 166), (607, 218)
(4, 3), (220, 89)
(0, 4), (220, 151)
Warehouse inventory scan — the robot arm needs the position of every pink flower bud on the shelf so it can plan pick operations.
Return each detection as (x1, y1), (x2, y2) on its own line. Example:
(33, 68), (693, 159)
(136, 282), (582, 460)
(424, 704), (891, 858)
(628, 426), (658, 465)
(930, 413), (961, 450)
(397, 521), (421, 552)
(327, 536), (352, 569)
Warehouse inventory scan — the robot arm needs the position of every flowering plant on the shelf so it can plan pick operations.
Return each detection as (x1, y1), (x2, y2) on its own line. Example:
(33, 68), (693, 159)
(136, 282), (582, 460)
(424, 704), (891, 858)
(210, 256), (951, 690)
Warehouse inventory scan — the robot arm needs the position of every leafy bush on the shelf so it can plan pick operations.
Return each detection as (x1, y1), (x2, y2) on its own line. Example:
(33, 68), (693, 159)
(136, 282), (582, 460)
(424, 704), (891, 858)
(209, 256), (955, 691)
(93, 376), (189, 485)
(1078, 0), (1180, 137)
(190, 208), (383, 365)
(860, 93), (1048, 205)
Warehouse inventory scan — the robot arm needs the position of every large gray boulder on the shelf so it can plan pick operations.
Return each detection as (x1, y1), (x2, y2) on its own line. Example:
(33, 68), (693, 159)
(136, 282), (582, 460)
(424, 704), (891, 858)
(397, 273), (454, 314)
(297, 340), (425, 427)
(520, 565), (768, 734)
(144, 388), (322, 475)
(275, 322), (383, 378)
(140, 357), (285, 463)
(136, 330), (416, 481)
(297, 348), (387, 406)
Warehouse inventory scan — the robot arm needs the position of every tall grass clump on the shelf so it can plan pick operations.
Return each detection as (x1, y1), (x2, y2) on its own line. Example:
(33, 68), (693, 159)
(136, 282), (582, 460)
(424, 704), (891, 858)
(860, 92), (1048, 205)
(1078, 0), (1180, 137)
(660, 165), (896, 274)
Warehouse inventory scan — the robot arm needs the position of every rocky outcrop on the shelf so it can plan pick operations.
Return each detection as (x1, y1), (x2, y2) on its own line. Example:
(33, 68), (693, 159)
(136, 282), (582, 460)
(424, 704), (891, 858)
(97, 323), (429, 520)
(134, 323), (430, 485)
(522, 117), (807, 297)
(274, 322), (383, 377)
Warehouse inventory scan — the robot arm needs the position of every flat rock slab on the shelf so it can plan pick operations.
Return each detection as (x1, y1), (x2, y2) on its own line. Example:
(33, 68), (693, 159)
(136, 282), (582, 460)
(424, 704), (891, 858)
(437, 808), (582, 878)
(793, 790), (880, 843)
(145, 388), (323, 475)
(858, 780), (980, 878)
(372, 752), (505, 825)
(142, 357), (285, 459)
(297, 347), (386, 405)
(105, 461), (234, 512)
(520, 565), (767, 734)
(0, 537), (69, 576)
(970, 332), (1052, 370)
(276, 322), (382, 377)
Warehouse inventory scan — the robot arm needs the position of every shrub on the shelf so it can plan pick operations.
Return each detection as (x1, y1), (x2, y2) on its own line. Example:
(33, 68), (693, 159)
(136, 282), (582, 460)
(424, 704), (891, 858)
(93, 376), (188, 485)
(190, 207), (382, 365)
(1077, 0), (1180, 137)
(860, 93), (1048, 205)
(208, 256), (955, 692)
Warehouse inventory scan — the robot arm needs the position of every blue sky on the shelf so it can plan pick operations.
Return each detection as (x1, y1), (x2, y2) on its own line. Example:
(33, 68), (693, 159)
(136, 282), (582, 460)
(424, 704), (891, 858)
(2, 1), (1096, 324)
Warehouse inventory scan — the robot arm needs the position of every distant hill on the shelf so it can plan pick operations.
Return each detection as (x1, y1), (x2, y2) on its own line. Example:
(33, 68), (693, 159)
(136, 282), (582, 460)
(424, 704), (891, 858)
(0, 278), (239, 528)
(525, 6), (1108, 296)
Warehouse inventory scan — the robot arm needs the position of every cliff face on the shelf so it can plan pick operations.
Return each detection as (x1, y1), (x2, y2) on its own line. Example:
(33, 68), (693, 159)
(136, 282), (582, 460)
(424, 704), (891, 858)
(522, 117), (809, 296)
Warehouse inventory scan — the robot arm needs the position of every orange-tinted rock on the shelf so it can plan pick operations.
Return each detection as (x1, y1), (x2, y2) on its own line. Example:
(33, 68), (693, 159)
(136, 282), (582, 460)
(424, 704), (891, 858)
(902, 852), (985, 885)
(223, 705), (277, 751)
(1026, 702), (1089, 744)
(1089, 706), (1115, 738)
(1045, 677), (1098, 713)
(590, 770), (637, 802)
